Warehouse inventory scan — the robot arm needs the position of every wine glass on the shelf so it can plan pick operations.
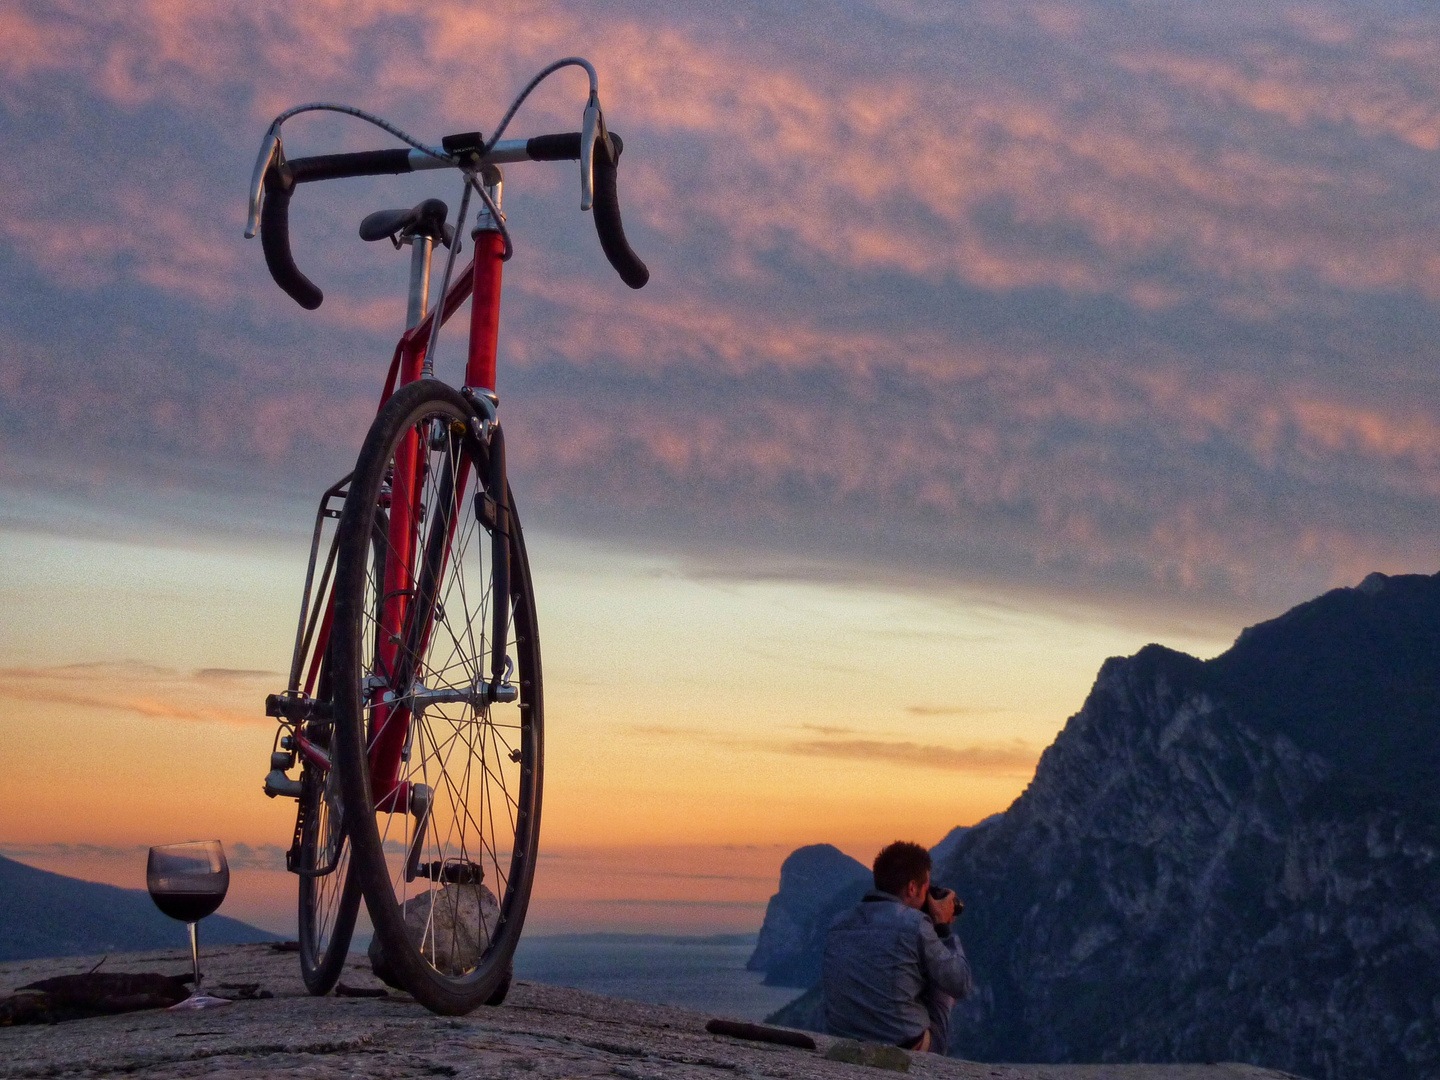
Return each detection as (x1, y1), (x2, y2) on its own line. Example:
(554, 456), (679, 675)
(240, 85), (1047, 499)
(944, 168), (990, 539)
(146, 841), (233, 1010)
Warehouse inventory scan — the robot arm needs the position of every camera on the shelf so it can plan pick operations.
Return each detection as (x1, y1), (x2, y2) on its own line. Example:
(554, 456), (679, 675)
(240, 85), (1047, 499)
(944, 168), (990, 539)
(928, 885), (963, 918)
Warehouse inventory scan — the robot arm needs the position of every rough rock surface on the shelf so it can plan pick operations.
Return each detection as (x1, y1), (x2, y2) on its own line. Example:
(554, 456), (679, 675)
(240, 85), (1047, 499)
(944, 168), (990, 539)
(936, 572), (1440, 1080)
(931, 826), (989, 869)
(0, 944), (1300, 1079)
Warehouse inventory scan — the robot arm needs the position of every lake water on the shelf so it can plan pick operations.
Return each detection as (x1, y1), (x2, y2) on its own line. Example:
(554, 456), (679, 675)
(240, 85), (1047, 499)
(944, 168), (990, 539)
(512, 933), (804, 1021)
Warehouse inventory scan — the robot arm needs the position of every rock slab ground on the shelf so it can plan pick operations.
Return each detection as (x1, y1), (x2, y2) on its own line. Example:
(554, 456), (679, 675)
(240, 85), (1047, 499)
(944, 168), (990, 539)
(0, 945), (1305, 1080)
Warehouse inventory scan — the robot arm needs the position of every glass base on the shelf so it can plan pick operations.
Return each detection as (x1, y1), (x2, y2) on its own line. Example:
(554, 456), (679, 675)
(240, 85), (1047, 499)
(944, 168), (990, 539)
(169, 991), (233, 1011)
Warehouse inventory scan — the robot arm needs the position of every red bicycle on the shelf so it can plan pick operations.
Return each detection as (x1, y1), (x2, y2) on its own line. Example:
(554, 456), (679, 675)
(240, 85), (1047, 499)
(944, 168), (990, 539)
(247, 58), (648, 1014)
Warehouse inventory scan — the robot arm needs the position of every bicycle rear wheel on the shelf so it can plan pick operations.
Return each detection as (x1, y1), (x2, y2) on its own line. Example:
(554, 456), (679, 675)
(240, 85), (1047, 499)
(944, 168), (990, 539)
(296, 520), (384, 994)
(296, 752), (360, 994)
(330, 379), (543, 1015)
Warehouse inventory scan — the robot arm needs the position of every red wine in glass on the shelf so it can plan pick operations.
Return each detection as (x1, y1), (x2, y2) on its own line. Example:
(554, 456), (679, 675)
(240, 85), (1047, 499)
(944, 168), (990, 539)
(150, 891), (226, 924)
(146, 841), (232, 1010)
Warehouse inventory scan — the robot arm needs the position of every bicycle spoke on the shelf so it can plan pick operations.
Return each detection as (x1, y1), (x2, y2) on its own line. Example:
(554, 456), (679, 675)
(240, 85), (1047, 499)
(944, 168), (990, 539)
(487, 721), (519, 831)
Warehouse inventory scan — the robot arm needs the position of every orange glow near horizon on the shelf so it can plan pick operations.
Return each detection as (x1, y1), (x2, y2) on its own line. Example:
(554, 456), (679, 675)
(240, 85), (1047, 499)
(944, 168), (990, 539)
(3, 842), (805, 937)
(0, 521), (1238, 932)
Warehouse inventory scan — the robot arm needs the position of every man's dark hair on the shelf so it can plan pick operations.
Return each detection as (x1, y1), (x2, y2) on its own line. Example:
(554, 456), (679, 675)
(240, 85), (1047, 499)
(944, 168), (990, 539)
(872, 841), (931, 896)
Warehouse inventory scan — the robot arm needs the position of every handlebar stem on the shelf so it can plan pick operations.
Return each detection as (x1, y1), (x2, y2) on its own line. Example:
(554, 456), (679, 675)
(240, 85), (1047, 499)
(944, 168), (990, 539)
(472, 169), (503, 233)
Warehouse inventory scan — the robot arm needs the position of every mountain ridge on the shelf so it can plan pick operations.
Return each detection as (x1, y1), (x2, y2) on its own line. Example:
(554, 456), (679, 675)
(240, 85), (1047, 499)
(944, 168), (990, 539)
(756, 571), (1440, 1080)
(0, 854), (280, 960)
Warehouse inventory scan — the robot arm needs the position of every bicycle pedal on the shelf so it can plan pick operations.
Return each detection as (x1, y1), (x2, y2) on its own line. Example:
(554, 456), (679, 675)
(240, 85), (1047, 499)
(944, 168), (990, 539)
(415, 859), (484, 885)
(266, 691), (331, 722)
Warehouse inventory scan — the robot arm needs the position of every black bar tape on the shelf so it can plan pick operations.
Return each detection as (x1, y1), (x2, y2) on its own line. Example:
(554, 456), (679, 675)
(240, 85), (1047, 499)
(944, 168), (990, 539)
(285, 148), (415, 184)
(525, 132), (582, 161)
(258, 150), (413, 310)
(592, 134), (650, 289)
(260, 165), (322, 310)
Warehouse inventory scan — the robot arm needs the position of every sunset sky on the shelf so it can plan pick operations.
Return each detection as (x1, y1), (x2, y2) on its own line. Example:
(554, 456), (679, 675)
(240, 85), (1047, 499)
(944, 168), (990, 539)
(4, 0), (1440, 936)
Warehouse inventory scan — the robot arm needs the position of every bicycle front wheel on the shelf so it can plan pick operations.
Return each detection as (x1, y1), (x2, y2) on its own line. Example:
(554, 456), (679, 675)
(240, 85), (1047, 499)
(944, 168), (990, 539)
(330, 380), (543, 1015)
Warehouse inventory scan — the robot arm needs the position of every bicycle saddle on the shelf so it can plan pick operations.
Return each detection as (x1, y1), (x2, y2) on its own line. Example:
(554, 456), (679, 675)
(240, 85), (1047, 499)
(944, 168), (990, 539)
(359, 198), (455, 247)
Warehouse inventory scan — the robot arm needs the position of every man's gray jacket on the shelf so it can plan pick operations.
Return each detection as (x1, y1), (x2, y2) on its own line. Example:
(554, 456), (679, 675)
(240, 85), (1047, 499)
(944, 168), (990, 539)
(821, 890), (974, 1048)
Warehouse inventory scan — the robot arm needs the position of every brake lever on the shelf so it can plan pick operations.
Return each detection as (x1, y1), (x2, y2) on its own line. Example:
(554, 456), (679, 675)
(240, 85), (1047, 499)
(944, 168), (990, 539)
(245, 126), (283, 239)
(580, 94), (599, 211)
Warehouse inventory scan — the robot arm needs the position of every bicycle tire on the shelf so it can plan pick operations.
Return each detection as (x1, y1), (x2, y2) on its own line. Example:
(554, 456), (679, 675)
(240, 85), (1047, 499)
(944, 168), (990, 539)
(296, 755), (361, 994)
(296, 515), (386, 995)
(330, 379), (543, 1015)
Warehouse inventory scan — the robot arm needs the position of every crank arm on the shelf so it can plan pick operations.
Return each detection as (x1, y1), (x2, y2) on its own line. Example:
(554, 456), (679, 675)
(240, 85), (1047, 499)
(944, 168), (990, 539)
(404, 783), (433, 882)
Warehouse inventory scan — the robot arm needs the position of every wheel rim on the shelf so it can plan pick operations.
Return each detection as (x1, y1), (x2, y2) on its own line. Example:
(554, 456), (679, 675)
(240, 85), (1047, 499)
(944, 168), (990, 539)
(336, 388), (541, 999)
(298, 760), (353, 976)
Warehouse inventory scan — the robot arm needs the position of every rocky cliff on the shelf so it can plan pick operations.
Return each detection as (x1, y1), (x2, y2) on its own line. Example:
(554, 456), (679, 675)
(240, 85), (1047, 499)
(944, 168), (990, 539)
(748, 831), (975, 989)
(766, 572), (1440, 1080)
(747, 845), (870, 988)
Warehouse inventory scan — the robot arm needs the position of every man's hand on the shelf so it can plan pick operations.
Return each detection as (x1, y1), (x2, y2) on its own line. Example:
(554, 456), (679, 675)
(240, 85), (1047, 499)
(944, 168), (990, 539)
(925, 886), (957, 925)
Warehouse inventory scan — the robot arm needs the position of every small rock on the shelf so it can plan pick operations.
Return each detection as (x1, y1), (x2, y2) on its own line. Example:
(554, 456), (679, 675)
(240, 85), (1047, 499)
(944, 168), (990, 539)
(822, 1040), (911, 1072)
(334, 982), (388, 998)
(369, 883), (500, 987)
(0, 990), (51, 1026)
(215, 982), (271, 1000)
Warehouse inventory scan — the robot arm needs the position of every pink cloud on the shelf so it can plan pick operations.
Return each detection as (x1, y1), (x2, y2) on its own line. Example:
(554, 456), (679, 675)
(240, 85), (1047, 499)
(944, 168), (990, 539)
(0, 662), (274, 727)
(781, 737), (1039, 776)
(7, 0), (1440, 614)
(9, 1), (1440, 305)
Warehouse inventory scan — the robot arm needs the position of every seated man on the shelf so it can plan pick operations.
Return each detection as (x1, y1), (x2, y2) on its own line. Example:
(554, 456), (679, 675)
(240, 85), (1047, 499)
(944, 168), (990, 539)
(822, 840), (973, 1054)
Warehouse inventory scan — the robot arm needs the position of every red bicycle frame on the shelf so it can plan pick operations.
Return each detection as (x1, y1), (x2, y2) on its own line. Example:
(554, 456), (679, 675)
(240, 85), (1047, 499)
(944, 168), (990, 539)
(291, 225), (508, 809)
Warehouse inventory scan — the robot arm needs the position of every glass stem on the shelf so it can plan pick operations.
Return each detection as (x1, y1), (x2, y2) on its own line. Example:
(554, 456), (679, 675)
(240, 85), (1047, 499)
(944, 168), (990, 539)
(188, 921), (201, 993)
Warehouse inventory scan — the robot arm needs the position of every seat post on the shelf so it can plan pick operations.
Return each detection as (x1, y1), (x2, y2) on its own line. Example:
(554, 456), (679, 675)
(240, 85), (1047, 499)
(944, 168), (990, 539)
(404, 235), (434, 331)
